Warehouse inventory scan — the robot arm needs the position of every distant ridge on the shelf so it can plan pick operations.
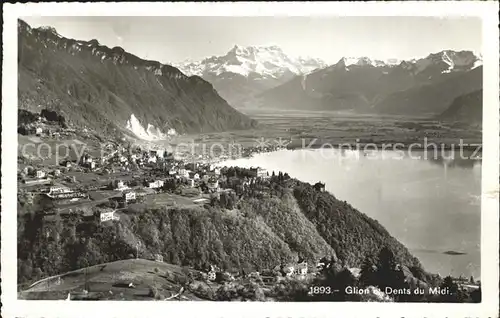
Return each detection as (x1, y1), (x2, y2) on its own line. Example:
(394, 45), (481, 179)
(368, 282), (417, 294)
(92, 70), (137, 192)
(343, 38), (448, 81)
(18, 19), (257, 139)
(238, 49), (482, 116)
(438, 90), (482, 125)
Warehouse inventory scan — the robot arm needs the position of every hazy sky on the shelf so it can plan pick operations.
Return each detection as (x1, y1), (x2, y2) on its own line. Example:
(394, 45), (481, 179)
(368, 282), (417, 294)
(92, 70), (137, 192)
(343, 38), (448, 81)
(21, 16), (482, 64)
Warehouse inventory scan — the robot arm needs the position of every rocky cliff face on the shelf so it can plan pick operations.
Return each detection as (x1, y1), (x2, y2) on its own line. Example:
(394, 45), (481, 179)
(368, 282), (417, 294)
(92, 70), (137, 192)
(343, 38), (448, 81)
(18, 19), (257, 139)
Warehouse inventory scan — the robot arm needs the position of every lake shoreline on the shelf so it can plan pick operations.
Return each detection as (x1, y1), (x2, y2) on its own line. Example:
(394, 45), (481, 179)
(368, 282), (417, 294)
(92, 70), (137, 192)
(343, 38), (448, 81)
(286, 143), (483, 152)
(218, 148), (481, 279)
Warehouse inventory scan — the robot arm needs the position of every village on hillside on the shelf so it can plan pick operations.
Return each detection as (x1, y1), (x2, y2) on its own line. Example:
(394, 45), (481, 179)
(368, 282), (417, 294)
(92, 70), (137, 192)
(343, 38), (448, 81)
(17, 109), (292, 221)
(17, 111), (481, 302)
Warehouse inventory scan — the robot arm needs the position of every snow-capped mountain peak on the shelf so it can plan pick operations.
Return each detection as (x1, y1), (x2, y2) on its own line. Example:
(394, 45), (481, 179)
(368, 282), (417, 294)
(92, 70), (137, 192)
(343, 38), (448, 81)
(175, 45), (326, 78)
(333, 56), (390, 70)
(385, 58), (401, 66)
(334, 56), (403, 69)
(340, 57), (371, 67)
(414, 50), (481, 74)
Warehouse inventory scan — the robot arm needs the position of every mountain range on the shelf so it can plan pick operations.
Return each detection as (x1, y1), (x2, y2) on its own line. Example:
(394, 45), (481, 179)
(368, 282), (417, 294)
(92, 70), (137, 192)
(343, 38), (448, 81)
(174, 45), (326, 106)
(19, 17), (483, 141)
(438, 89), (482, 124)
(18, 20), (256, 140)
(239, 50), (482, 118)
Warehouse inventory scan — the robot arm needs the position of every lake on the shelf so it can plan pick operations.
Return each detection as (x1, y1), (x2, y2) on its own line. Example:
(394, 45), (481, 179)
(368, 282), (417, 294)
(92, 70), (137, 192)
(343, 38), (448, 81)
(219, 148), (481, 279)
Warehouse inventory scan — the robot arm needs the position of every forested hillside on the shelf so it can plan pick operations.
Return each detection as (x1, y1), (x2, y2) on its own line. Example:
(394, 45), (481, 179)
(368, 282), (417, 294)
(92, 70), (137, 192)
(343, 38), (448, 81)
(18, 172), (426, 285)
(292, 182), (422, 268)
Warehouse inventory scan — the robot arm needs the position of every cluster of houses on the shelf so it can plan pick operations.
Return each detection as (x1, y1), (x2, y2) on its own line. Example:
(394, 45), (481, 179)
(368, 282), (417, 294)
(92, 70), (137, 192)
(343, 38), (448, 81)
(240, 143), (289, 158)
(277, 258), (309, 278)
(105, 147), (171, 168)
(20, 166), (61, 180)
(108, 161), (227, 194)
(198, 259), (312, 285)
(170, 162), (222, 187)
(19, 138), (283, 228)
(22, 136), (276, 191)
(19, 120), (73, 138)
(206, 264), (222, 281)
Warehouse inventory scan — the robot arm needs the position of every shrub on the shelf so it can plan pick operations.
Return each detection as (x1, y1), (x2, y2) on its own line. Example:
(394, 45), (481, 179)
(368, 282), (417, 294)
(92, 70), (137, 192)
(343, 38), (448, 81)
(149, 286), (161, 300)
(193, 283), (214, 300)
(271, 279), (310, 301)
(214, 283), (239, 301)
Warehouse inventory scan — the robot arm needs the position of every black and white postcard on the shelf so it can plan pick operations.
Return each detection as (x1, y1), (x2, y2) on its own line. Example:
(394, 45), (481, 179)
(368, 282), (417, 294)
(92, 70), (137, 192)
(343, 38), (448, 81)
(2, 2), (499, 318)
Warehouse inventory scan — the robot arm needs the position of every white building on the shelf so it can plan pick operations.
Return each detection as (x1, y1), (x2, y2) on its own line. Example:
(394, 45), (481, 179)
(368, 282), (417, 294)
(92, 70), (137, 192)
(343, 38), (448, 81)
(155, 254), (164, 262)
(283, 264), (295, 277)
(36, 170), (46, 179)
(100, 210), (115, 222)
(295, 262), (308, 275)
(148, 180), (164, 189)
(178, 169), (190, 178)
(116, 180), (129, 191)
(123, 191), (136, 202)
(49, 186), (72, 194)
(207, 271), (216, 281)
(257, 168), (268, 178)
(35, 127), (43, 136)
(250, 167), (269, 179)
(156, 149), (165, 158)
